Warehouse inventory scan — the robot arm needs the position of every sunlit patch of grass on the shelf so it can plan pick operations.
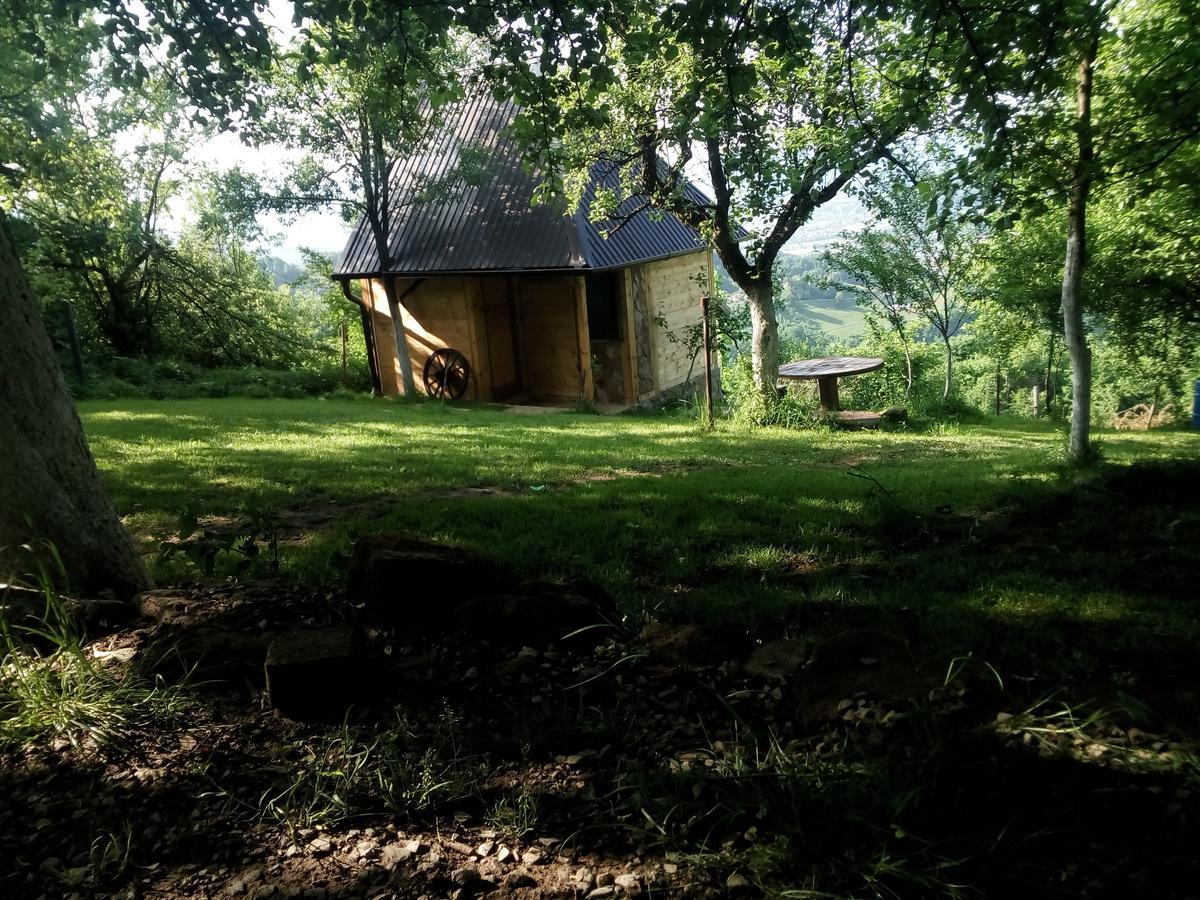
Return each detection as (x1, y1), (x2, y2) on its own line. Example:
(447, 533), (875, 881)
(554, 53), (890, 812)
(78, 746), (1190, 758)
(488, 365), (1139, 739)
(0, 580), (186, 752)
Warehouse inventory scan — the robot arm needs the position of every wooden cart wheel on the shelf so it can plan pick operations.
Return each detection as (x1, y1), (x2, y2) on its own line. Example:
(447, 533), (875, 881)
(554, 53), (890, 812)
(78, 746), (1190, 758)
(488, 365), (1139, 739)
(423, 348), (470, 400)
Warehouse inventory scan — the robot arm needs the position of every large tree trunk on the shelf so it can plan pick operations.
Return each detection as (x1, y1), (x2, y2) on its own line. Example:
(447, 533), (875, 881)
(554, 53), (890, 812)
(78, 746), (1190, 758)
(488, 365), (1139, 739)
(1062, 48), (1096, 459)
(0, 212), (149, 600)
(744, 280), (779, 397)
(381, 275), (417, 397)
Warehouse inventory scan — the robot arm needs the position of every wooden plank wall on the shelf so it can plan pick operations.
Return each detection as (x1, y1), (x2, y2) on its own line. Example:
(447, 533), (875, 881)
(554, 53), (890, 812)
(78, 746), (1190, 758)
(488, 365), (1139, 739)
(517, 278), (585, 401)
(647, 250), (710, 391)
(362, 277), (486, 399)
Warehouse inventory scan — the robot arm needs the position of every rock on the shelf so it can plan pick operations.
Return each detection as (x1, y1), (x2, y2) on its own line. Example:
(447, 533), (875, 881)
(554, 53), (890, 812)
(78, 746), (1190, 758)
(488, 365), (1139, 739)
(522, 849), (545, 865)
(614, 873), (641, 893)
(265, 625), (363, 721)
(587, 889), (616, 899)
(453, 584), (617, 647)
(573, 866), (595, 887)
(135, 589), (195, 625)
(495, 847), (514, 864)
(347, 535), (517, 627)
(450, 867), (480, 886)
(476, 841), (495, 857)
(725, 872), (751, 891)
(381, 844), (413, 868)
(742, 639), (813, 677)
(403, 839), (426, 854)
(308, 837), (332, 856)
(597, 872), (615, 887)
(639, 622), (751, 667)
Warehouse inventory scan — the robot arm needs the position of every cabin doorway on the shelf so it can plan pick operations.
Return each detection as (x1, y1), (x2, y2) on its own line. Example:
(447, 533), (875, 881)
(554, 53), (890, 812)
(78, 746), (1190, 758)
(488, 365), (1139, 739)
(586, 272), (628, 404)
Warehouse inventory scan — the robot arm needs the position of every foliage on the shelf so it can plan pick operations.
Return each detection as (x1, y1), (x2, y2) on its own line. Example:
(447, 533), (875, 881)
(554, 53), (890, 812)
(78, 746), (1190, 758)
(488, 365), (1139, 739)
(67, 358), (367, 401)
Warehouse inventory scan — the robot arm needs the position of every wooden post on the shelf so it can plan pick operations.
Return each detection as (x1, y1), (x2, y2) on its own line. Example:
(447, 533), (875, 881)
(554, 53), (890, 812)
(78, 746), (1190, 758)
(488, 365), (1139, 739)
(701, 293), (714, 429)
(817, 376), (839, 412)
(60, 300), (84, 382)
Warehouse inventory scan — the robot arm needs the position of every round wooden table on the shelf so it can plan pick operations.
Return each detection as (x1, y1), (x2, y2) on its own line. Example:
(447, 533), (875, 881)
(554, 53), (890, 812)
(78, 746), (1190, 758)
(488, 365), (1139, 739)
(778, 356), (884, 411)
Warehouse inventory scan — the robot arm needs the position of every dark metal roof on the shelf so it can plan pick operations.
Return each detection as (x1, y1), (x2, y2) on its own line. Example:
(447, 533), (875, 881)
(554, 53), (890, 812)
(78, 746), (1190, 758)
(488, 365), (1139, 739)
(333, 93), (720, 278)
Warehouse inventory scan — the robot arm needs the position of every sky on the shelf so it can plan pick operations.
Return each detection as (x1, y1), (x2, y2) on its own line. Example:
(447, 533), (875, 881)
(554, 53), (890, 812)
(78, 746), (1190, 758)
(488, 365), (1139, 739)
(185, 0), (349, 265)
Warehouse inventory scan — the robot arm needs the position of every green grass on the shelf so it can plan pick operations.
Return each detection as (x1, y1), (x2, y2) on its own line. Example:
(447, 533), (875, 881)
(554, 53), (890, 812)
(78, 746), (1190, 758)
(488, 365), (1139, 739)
(786, 293), (867, 339)
(78, 397), (1200, 666)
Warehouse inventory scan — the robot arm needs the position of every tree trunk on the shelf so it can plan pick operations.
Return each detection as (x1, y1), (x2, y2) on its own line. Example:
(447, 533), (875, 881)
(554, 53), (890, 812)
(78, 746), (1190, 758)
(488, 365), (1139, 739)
(381, 275), (416, 397)
(0, 211), (149, 600)
(942, 334), (953, 401)
(1062, 47), (1096, 459)
(744, 280), (779, 397)
(901, 333), (914, 399)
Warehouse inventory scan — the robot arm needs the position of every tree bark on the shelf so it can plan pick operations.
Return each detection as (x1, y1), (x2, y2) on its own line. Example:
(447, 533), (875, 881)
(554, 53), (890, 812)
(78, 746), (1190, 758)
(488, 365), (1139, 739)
(0, 211), (149, 600)
(1061, 47), (1096, 459)
(744, 280), (779, 398)
(381, 276), (417, 396)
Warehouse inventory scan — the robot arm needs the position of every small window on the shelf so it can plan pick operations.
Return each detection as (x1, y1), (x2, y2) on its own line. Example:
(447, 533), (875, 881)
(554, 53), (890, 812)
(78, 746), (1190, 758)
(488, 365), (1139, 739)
(586, 273), (621, 341)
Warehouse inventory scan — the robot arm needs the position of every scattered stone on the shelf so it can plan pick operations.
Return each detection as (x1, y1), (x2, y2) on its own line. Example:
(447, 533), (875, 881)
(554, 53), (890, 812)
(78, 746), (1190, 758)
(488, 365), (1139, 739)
(587, 888), (616, 899)
(450, 867), (480, 887)
(725, 872), (751, 891)
(495, 846), (514, 864)
(265, 625), (363, 720)
(308, 837), (332, 856)
(404, 839), (426, 854)
(522, 849), (545, 865)
(614, 873), (641, 893)
(381, 844), (412, 868)
(476, 841), (494, 857)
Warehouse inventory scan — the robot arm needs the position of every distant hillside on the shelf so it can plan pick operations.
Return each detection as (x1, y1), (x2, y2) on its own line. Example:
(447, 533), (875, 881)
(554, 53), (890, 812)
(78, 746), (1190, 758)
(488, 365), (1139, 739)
(717, 252), (867, 342)
(782, 194), (868, 255)
(260, 255), (306, 287)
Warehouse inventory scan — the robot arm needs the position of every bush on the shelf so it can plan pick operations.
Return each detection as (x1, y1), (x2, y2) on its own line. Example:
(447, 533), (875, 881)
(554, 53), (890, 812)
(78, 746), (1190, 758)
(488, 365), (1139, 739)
(67, 357), (371, 401)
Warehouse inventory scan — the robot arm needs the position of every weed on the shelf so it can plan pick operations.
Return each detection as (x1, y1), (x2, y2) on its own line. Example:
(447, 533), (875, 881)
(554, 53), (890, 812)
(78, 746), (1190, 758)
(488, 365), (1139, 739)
(157, 500), (281, 578)
(486, 784), (542, 839)
(262, 711), (484, 831)
(0, 557), (185, 752)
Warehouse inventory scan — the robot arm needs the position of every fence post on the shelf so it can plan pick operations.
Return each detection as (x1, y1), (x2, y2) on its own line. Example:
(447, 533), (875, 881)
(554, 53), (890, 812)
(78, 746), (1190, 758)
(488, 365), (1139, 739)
(701, 294), (714, 430)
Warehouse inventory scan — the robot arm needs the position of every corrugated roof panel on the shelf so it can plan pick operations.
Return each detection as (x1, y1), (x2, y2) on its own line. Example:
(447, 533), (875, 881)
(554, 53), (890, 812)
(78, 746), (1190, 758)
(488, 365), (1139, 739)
(333, 93), (718, 278)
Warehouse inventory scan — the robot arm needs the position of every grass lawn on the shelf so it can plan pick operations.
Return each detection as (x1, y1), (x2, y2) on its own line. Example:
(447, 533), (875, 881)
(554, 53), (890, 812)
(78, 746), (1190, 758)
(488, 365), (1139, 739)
(18, 396), (1194, 896)
(83, 397), (1198, 651)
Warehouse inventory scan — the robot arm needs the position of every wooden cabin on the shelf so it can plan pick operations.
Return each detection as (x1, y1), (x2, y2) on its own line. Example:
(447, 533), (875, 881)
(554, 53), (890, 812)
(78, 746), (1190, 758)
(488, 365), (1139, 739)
(332, 94), (720, 407)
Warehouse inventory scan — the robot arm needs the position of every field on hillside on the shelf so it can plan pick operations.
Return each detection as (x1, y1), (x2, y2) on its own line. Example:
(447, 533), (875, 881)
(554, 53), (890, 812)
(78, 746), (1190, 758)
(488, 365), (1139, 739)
(784, 293), (867, 339)
(5, 397), (1199, 899)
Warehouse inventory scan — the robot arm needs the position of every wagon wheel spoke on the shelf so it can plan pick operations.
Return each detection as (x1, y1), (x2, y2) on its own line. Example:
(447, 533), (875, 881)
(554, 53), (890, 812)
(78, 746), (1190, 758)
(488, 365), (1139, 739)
(423, 349), (470, 401)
